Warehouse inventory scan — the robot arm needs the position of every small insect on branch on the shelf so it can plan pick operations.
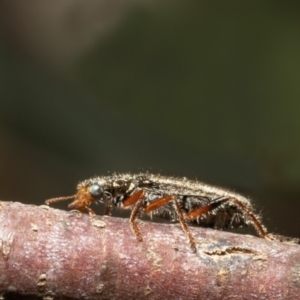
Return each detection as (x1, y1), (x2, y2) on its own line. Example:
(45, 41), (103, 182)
(45, 173), (299, 252)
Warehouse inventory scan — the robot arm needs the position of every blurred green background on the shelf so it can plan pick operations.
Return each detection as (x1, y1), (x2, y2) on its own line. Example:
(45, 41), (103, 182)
(0, 1), (299, 238)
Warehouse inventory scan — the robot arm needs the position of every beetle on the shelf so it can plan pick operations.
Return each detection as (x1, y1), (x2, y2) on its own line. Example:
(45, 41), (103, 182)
(46, 173), (297, 251)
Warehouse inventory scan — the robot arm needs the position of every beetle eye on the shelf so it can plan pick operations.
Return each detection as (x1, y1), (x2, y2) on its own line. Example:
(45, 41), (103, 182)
(88, 184), (103, 198)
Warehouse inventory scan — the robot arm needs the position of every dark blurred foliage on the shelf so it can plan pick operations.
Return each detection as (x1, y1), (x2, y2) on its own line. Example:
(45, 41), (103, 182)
(0, 1), (300, 238)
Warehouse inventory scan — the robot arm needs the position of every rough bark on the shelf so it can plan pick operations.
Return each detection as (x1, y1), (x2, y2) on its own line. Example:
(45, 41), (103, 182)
(0, 200), (300, 300)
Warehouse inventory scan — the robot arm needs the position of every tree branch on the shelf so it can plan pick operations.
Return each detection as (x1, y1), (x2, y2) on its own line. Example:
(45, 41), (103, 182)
(0, 201), (300, 299)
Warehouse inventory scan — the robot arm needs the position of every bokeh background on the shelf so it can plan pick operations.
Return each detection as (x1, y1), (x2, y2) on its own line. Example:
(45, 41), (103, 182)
(0, 1), (299, 239)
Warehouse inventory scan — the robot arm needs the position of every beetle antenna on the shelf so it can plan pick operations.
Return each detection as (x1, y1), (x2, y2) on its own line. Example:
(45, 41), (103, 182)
(45, 195), (76, 205)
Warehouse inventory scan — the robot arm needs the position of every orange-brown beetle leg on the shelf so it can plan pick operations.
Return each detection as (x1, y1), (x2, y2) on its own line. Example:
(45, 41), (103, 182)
(187, 196), (268, 238)
(145, 196), (197, 252)
(123, 190), (146, 242)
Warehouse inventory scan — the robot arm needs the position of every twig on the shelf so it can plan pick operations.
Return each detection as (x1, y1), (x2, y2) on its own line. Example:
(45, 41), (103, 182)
(0, 201), (300, 299)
